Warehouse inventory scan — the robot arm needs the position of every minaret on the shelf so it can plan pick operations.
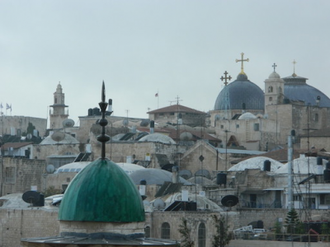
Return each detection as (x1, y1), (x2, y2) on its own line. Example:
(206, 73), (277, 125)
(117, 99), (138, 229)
(49, 83), (69, 129)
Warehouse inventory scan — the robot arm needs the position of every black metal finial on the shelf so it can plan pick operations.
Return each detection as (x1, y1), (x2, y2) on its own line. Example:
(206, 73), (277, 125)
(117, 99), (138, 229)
(97, 81), (111, 159)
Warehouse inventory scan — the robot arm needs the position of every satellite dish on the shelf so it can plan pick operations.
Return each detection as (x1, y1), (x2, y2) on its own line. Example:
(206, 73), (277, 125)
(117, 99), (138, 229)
(51, 131), (65, 142)
(22, 191), (41, 205)
(221, 195), (239, 207)
(153, 198), (166, 210)
(62, 119), (75, 128)
(46, 164), (55, 174)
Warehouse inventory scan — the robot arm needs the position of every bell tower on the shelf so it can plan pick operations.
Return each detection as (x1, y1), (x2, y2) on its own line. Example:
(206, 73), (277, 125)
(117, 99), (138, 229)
(264, 63), (285, 108)
(49, 82), (69, 129)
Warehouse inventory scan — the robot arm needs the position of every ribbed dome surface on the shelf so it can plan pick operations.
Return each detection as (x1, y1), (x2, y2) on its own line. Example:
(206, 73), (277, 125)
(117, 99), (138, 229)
(58, 158), (145, 222)
(283, 75), (330, 107)
(214, 74), (264, 111)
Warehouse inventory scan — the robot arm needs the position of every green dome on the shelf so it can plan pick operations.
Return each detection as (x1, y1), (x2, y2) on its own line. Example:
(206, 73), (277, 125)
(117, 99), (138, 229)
(58, 158), (145, 222)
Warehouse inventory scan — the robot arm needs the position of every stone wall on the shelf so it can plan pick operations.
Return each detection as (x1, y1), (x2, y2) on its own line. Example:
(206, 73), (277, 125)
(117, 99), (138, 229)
(0, 208), (59, 247)
(0, 207), (329, 247)
(1, 157), (47, 196)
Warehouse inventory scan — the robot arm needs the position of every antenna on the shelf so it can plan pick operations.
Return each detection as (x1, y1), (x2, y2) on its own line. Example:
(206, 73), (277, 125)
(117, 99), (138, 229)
(51, 131), (65, 142)
(62, 119), (75, 128)
(22, 191), (43, 206)
(46, 164), (55, 174)
(221, 195), (239, 208)
(153, 198), (166, 210)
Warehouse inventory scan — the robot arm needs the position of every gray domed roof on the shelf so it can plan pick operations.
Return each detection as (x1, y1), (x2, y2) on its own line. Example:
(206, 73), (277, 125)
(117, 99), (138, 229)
(138, 133), (176, 144)
(238, 112), (257, 120)
(214, 74), (264, 111)
(40, 133), (79, 145)
(129, 168), (191, 185)
(283, 75), (330, 107)
(269, 71), (281, 79)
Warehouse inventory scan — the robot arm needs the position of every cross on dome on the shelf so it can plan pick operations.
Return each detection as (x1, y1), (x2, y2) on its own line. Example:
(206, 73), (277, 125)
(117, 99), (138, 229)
(220, 71), (232, 86)
(272, 63), (277, 72)
(292, 60), (297, 77)
(236, 52), (249, 75)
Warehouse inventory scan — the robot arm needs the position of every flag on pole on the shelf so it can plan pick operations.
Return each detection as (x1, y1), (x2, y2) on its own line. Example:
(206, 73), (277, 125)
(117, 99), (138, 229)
(0, 103), (3, 109)
(155, 93), (158, 97)
(6, 103), (12, 111)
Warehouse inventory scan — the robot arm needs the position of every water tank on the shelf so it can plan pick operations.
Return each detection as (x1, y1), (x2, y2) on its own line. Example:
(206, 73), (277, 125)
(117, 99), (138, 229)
(88, 108), (93, 116)
(216, 172), (227, 186)
(263, 160), (271, 171)
(317, 157), (323, 165)
(324, 170), (330, 183)
(93, 107), (100, 116)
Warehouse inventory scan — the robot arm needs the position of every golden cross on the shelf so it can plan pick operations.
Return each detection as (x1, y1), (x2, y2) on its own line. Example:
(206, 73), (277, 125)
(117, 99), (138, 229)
(220, 71), (232, 86)
(236, 52), (249, 75)
(292, 60), (297, 77)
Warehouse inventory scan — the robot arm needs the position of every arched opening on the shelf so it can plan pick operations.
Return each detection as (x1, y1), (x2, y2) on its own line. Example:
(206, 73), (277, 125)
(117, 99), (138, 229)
(198, 222), (206, 247)
(144, 226), (151, 238)
(161, 222), (170, 239)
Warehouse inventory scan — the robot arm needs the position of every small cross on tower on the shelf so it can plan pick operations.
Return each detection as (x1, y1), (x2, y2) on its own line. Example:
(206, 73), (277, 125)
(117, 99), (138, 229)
(292, 60), (297, 77)
(236, 52), (249, 75)
(220, 71), (232, 86)
(272, 63), (277, 72)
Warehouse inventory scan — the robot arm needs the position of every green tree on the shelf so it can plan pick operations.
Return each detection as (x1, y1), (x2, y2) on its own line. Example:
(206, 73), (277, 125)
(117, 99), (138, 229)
(321, 223), (330, 235)
(212, 214), (231, 247)
(178, 218), (194, 247)
(27, 122), (35, 134)
(285, 208), (301, 234)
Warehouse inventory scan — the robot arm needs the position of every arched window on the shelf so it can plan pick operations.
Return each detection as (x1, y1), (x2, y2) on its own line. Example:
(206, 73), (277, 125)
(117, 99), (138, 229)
(198, 223), (206, 247)
(144, 226), (151, 238)
(268, 86), (273, 93)
(161, 222), (170, 239)
(315, 113), (319, 122)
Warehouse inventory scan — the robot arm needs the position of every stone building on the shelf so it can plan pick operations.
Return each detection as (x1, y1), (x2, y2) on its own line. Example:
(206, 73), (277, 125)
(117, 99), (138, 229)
(0, 157), (47, 195)
(210, 54), (330, 151)
(0, 115), (47, 139)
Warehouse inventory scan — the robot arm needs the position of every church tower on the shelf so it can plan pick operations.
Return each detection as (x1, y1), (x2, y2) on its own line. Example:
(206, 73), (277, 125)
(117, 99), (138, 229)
(49, 83), (69, 129)
(264, 63), (285, 109)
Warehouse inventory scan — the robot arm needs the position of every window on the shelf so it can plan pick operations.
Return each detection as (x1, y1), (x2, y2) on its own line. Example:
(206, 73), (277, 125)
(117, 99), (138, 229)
(254, 123), (259, 131)
(5, 167), (15, 183)
(268, 86), (273, 93)
(314, 113), (319, 122)
(269, 97), (273, 102)
(221, 125), (224, 129)
(161, 222), (170, 239)
(144, 226), (151, 238)
(236, 124), (239, 128)
(198, 223), (206, 247)
(320, 194), (330, 205)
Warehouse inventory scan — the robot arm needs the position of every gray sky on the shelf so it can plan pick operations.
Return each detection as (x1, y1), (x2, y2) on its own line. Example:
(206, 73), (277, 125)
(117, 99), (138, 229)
(1, 0), (330, 126)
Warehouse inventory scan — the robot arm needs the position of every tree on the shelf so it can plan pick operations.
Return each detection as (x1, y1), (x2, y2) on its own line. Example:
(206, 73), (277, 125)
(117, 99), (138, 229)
(212, 214), (231, 247)
(321, 223), (330, 235)
(178, 218), (194, 247)
(285, 208), (301, 234)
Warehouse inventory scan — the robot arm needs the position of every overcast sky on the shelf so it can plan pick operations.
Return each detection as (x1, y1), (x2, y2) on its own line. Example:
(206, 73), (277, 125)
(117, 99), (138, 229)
(1, 1), (330, 126)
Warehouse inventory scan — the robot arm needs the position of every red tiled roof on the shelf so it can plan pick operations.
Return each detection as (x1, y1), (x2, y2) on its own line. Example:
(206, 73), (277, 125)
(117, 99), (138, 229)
(1, 142), (33, 150)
